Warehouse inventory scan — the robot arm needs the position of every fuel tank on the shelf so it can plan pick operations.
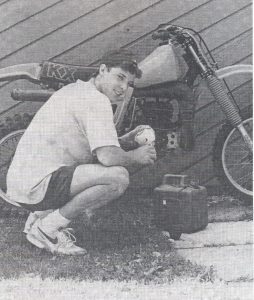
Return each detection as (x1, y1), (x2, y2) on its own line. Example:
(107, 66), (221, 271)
(135, 44), (182, 88)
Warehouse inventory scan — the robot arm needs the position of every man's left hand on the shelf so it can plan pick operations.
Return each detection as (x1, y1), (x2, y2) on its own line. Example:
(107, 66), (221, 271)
(119, 125), (152, 149)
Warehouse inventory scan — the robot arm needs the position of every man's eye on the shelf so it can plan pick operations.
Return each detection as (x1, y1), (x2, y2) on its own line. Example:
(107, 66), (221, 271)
(118, 75), (124, 80)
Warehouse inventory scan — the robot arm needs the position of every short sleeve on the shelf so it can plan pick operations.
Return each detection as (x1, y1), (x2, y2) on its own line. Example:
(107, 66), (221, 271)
(73, 93), (120, 152)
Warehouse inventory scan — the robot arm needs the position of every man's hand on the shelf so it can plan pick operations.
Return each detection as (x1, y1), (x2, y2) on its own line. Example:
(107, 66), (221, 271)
(96, 143), (156, 169)
(119, 125), (153, 149)
(132, 144), (157, 166)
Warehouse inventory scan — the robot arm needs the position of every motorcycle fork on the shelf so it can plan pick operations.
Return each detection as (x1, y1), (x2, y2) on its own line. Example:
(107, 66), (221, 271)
(237, 122), (253, 152)
(187, 44), (252, 153)
(205, 74), (252, 153)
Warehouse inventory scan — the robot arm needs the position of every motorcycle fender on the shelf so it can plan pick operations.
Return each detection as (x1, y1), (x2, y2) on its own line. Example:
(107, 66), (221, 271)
(0, 63), (41, 83)
(215, 64), (252, 80)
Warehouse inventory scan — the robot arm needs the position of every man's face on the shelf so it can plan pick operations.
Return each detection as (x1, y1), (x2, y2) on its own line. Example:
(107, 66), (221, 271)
(98, 65), (136, 104)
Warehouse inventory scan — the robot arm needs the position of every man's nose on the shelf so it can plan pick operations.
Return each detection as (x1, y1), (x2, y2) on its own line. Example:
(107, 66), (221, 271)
(120, 81), (128, 91)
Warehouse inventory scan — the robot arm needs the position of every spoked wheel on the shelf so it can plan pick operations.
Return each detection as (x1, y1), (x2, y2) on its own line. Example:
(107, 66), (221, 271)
(0, 113), (35, 216)
(213, 109), (253, 202)
(0, 129), (25, 208)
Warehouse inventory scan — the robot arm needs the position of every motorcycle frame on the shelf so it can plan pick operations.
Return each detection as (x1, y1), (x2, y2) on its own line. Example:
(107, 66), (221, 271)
(0, 63), (252, 130)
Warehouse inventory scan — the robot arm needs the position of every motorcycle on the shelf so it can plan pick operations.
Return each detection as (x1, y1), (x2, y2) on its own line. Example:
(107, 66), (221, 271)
(0, 24), (252, 210)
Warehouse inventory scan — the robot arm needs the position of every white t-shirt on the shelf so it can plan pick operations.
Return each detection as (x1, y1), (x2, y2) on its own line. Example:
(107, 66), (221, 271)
(7, 80), (120, 204)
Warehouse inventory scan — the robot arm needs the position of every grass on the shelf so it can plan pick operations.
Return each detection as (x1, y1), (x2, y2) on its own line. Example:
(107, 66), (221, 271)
(208, 195), (253, 222)
(0, 194), (213, 283)
(0, 192), (252, 299)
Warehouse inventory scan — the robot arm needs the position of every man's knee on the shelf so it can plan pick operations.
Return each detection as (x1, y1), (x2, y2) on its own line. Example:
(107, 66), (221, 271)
(110, 166), (129, 195)
(70, 164), (129, 197)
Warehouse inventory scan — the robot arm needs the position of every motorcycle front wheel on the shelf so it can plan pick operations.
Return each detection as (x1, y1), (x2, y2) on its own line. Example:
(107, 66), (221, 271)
(213, 108), (253, 202)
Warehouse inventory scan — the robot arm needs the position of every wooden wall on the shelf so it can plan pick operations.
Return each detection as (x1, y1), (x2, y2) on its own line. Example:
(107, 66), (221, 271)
(0, 0), (252, 189)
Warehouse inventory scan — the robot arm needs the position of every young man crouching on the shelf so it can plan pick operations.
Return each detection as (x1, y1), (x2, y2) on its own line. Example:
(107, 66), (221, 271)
(6, 49), (157, 255)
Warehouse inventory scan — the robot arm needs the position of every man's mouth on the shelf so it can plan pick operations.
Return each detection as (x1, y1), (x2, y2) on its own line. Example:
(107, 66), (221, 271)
(113, 90), (124, 97)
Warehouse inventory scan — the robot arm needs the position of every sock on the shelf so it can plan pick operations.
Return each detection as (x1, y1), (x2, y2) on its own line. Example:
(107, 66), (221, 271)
(39, 209), (71, 237)
(24, 210), (53, 234)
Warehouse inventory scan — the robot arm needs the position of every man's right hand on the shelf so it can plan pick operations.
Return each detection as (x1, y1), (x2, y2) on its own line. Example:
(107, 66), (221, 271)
(132, 144), (157, 166)
(96, 144), (157, 169)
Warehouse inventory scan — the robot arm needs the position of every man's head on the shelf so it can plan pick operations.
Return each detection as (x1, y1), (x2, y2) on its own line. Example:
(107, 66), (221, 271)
(93, 49), (142, 104)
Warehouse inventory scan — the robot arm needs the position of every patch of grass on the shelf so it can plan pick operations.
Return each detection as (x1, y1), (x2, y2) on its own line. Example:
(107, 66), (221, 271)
(208, 195), (253, 223)
(0, 193), (251, 283)
(0, 196), (209, 283)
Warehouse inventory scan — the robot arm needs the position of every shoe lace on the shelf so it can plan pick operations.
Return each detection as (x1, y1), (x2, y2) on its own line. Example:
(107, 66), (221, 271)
(57, 228), (77, 248)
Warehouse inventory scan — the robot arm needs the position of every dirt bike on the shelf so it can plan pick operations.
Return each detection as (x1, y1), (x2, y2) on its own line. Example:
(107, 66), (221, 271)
(0, 24), (252, 213)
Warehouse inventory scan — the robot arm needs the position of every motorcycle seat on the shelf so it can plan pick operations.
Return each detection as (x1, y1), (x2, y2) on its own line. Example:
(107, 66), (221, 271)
(39, 61), (98, 86)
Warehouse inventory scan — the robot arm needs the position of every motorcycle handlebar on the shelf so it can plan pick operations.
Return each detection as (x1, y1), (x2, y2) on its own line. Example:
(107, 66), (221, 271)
(152, 31), (169, 40)
(152, 25), (183, 40)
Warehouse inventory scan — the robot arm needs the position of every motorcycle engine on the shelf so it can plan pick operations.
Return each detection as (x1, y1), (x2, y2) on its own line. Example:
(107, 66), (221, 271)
(121, 97), (182, 154)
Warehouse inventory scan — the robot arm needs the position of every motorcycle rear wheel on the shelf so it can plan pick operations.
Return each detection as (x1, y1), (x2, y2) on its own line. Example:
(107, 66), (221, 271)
(213, 108), (253, 203)
(0, 114), (33, 217)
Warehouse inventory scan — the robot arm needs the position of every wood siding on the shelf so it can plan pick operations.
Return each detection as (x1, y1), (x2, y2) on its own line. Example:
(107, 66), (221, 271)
(0, 0), (252, 188)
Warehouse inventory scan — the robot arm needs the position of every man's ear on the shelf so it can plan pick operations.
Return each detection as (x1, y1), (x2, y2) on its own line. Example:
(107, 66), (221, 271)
(99, 64), (107, 75)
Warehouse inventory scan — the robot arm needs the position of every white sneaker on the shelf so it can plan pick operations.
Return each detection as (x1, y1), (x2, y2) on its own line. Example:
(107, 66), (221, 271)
(23, 210), (53, 234)
(26, 219), (86, 255)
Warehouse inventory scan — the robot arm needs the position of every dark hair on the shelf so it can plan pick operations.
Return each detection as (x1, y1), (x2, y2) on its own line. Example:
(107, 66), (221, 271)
(98, 49), (142, 78)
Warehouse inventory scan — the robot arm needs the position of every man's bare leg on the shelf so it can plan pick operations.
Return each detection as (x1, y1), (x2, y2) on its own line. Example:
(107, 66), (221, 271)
(40, 164), (129, 227)
(58, 164), (129, 219)
(26, 164), (129, 254)
(25, 164), (130, 232)
(60, 165), (129, 219)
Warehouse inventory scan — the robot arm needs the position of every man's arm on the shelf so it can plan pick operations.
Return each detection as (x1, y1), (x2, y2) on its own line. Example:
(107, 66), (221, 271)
(95, 145), (156, 169)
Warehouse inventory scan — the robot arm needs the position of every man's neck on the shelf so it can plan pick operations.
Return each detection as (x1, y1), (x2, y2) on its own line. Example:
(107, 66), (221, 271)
(89, 76), (102, 93)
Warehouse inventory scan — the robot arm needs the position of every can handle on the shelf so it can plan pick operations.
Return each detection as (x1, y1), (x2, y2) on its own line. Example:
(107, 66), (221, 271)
(189, 180), (200, 189)
(162, 174), (188, 186)
(162, 174), (200, 189)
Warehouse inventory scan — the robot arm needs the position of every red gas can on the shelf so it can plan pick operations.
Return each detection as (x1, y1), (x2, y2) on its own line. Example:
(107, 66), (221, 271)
(153, 174), (208, 240)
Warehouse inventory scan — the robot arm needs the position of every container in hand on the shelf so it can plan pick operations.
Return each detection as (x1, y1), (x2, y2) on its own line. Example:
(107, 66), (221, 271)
(135, 127), (155, 145)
